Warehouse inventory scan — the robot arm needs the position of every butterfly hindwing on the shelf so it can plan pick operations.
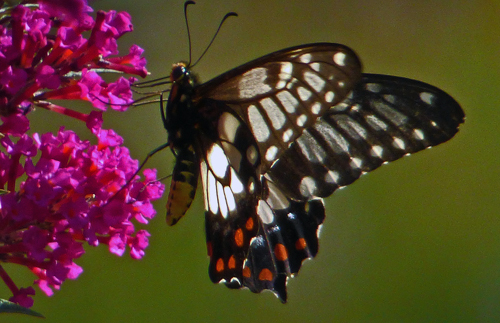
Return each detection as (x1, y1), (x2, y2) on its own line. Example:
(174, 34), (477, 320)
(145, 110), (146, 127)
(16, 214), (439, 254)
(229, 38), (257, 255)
(196, 102), (262, 286)
(241, 178), (326, 302)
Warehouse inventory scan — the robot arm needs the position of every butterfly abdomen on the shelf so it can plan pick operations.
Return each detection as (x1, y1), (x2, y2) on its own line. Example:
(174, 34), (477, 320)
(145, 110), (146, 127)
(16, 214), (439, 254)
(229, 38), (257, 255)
(166, 146), (199, 226)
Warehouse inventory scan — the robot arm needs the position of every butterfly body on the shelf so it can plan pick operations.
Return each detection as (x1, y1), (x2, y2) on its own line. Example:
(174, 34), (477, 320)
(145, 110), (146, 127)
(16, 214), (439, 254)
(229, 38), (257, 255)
(161, 43), (464, 302)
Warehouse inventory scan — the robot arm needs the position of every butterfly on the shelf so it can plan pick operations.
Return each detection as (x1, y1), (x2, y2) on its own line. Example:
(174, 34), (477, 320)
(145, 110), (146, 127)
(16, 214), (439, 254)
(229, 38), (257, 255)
(161, 42), (464, 303)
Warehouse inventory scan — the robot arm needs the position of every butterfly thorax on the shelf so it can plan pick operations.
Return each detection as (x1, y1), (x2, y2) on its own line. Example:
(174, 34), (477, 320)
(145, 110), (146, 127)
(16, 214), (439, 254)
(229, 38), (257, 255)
(165, 62), (200, 150)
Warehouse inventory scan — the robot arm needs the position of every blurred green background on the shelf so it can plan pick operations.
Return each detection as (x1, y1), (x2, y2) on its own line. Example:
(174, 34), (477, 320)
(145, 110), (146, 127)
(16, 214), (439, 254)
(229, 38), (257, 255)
(3, 0), (500, 322)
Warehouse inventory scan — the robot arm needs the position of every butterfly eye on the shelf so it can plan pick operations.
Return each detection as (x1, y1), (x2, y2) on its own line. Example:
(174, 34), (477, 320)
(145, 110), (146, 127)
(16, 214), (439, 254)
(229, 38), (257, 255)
(170, 63), (187, 83)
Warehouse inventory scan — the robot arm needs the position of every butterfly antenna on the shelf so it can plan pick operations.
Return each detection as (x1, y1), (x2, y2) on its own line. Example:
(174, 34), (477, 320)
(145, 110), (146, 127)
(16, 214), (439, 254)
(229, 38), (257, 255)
(133, 75), (171, 88)
(191, 11), (238, 68)
(184, 1), (196, 66)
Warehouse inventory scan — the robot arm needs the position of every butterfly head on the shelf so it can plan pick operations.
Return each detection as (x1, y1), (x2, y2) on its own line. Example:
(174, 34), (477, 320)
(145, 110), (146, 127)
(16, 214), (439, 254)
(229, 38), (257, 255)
(170, 62), (188, 83)
(170, 62), (199, 90)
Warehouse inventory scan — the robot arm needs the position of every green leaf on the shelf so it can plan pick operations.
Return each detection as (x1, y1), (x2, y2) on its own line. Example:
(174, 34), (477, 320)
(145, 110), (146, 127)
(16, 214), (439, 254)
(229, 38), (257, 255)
(0, 299), (44, 318)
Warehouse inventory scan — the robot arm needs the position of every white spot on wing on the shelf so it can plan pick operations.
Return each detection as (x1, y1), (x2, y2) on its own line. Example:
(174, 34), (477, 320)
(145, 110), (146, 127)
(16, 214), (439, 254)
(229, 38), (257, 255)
(246, 145), (258, 165)
(207, 144), (228, 178)
(257, 200), (274, 224)
(297, 132), (326, 163)
(276, 91), (299, 113)
(350, 157), (363, 169)
(333, 52), (346, 66)
(281, 61), (293, 75)
(248, 105), (270, 142)
(325, 170), (339, 184)
(265, 145), (278, 161)
(260, 97), (286, 130)
(314, 120), (350, 154)
(413, 129), (425, 140)
(304, 70), (326, 93)
(207, 172), (218, 214)
(420, 92), (434, 105)
(317, 223), (323, 238)
(335, 115), (368, 140)
(300, 53), (312, 63)
(239, 67), (272, 98)
(230, 168), (244, 194)
(384, 94), (396, 104)
(372, 101), (408, 126)
(366, 83), (382, 93)
(218, 112), (240, 143)
(311, 102), (322, 115)
(310, 62), (320, 72)
(286, 78), (298, 90)
(297, 114), (308, 127)
(217, 181), (228, 219)
(324, 91), (334, 103)
(265, 180), (290, 210)
(365, 114), (388, 131)
(392, 137), (406, 150)
(297, 86), (312, 101)
(370, 145), (384, 158)
(200, 161), (209, 210)
(277, 62), (293, 89)
(224, 186), (236, 212)
(299, 176), (317, 197)
(248, 178), (255, 193)
(282, 128), (294, 143)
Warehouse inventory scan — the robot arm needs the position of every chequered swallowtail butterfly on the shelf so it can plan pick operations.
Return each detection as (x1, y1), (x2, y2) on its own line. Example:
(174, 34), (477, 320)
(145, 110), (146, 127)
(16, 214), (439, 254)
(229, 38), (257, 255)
(162, 42), (464, 303)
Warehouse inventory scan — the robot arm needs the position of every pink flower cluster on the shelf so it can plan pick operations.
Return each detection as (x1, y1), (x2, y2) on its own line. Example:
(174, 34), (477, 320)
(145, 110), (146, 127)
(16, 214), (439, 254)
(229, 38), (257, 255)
(0, 0), (147, 118)
(0, 0), (164, 308)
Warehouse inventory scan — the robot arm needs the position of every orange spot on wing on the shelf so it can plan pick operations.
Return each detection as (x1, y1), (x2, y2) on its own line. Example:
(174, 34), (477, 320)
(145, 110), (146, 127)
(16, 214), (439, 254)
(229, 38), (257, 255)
(228, 255), (236, 269)
(234, 228), (244, 247)
(216, 258), (224, 273)
(242, 266), (251, 278)
(274, 243), (288, 261)
(258, 268), (273, 281)
(295, 238), (307, 250)
(245, 217), (254, 231)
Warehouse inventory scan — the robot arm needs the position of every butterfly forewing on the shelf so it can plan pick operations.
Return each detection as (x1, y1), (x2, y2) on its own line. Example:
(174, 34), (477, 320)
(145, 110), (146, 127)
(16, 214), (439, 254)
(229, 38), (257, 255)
(195, 43), (362, 172)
